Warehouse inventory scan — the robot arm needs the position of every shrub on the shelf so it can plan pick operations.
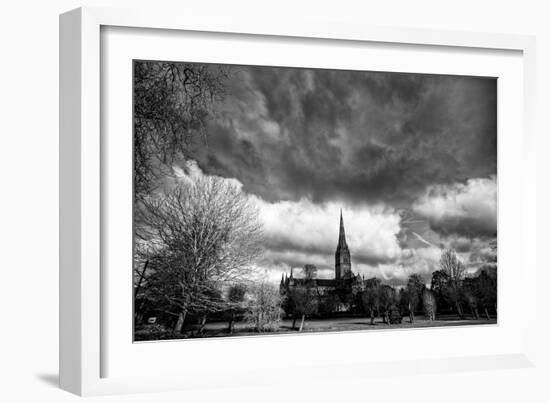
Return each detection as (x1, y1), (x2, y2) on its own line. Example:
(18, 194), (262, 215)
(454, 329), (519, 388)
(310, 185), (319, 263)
(245, 282), (283, 332)
(388, 305), (403, 324)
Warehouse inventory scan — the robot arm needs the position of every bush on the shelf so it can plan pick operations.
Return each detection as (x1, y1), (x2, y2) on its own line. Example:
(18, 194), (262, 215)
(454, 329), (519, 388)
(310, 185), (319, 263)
(388, 305), (403, 324)
(245, 282), (283, 332)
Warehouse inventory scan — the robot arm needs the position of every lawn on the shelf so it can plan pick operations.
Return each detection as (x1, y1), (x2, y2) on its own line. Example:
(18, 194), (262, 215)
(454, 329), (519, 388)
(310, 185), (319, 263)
(135, 314), (497, 341)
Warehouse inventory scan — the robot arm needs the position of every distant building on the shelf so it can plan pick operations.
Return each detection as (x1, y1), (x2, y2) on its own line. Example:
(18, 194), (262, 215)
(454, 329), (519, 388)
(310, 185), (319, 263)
(279, 210), (365, 309)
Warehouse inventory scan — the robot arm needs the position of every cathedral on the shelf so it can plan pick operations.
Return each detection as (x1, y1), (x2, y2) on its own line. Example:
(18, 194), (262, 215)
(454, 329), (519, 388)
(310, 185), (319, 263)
(279, 210), (365, 306)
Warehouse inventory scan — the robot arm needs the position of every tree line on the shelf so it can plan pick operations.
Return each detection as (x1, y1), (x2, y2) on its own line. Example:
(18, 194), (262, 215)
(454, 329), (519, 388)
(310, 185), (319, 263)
(280, 248), (497, 331)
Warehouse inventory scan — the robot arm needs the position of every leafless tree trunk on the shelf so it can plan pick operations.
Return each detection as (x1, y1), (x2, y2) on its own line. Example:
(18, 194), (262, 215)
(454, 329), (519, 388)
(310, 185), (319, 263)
(440, 249), (466, 320)
(197, 314), (207, 335)
(423, 289), (437, 321)
(485, 307), (491, 320)
(299, 314), (306, 332)
(227, 284), (246, 334)
(228, 312), (235, 334)
(455, 302), (463, 319)
(173, 310), (187, 334)
(134, 260), (149, 301)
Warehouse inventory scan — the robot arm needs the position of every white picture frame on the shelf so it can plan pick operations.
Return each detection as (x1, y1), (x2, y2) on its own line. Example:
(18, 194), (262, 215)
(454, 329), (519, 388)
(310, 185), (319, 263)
(59, 6), (537, 396)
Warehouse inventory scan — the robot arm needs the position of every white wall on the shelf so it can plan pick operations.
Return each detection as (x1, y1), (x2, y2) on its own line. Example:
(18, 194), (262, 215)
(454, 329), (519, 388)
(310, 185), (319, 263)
(0, 0), (548, 402)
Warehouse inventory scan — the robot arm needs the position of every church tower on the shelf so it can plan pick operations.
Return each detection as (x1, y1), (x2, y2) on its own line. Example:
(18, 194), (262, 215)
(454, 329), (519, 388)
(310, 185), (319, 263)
(335, 210), (352, 280)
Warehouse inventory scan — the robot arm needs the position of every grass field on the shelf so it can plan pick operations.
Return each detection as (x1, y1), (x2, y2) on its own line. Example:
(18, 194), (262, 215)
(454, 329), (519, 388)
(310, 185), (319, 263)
(135, 314), (497, 341)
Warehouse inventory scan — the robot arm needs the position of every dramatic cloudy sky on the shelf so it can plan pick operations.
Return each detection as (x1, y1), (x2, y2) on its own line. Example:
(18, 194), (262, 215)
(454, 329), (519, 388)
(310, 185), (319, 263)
(176, 64), (497, 286)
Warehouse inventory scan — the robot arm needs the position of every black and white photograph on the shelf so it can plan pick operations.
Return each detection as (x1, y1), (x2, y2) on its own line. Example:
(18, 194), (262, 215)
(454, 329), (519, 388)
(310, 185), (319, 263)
(133, 60), (497, 341)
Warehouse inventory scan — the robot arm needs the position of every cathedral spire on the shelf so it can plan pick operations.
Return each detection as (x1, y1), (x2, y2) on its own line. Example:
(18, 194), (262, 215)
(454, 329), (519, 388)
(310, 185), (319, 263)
(335, 209), (351, 280)
(338, 209), (347, 247)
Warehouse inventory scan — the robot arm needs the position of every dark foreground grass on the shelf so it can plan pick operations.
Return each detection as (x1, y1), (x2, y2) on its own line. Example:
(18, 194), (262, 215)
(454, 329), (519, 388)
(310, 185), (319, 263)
(135, 314), (497, 341)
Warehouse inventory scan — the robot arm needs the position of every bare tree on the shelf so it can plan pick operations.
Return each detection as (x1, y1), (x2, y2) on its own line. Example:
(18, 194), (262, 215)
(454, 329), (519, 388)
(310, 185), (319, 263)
(406, 274), (425, 323)
(245, 282), (283, 332)
(430, 269), (451, 311)
(475, 269), (497, 320)
(422, 289), (437, 321)
(227, 284), (247, 334)
(133, 260), (149, 301)
(136, 175), (263, 334)
(362, 278), (382, 325)
(464, 291), (480, 320)
(378, 285), (397, 324)
(133, 61), (229, 200)
(439, 248), (466, 319)
(286, 287), (319, 331)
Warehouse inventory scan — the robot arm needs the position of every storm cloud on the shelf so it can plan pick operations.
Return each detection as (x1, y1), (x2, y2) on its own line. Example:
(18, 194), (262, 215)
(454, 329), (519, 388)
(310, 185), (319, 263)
(191, 66), (496, 208)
